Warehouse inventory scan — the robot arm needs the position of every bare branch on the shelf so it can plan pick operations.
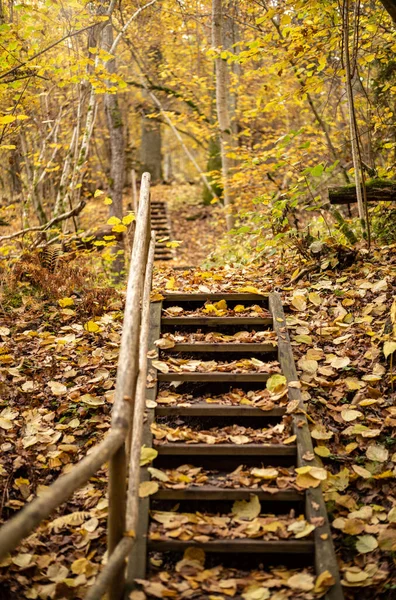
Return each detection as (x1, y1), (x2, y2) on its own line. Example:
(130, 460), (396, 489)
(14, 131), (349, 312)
(0, 201), (86, 242)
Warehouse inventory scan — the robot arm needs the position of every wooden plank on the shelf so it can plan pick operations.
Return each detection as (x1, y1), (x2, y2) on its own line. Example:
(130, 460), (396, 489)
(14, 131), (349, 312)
(156, 443), (296, 456)
(158, 372), (273, 382)
(269, 293), (344, 600)
(154, 487), (302, 501)
(161, 316), (273, 326)
(147, 539), (314, 554)
(125, 302), (162, 589)
(164, 342), (277, 353)
(155, 404), (285, 417)
(163, 293), (269, 303)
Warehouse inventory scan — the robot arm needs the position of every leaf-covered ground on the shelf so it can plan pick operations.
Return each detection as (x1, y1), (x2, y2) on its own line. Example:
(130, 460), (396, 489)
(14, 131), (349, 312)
(0, 223), (395, 598)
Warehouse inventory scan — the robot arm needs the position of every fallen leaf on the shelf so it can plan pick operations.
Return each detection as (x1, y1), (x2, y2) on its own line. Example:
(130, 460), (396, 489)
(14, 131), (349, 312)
(232, 495), (261, 520)
(139, 481), (159, 497)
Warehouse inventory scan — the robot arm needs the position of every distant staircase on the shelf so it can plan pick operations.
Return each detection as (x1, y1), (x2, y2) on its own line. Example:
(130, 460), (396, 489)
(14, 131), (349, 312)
(150, 200), (174, 261)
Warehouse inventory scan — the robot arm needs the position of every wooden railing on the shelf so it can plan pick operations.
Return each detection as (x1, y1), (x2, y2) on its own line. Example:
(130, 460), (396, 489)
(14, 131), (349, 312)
(0, 172), (155, 600)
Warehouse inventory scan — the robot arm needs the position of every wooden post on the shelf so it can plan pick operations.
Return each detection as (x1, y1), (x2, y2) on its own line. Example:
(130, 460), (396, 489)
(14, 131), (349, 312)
(107, 172), (151, 600)
(131, 168), (138, 213)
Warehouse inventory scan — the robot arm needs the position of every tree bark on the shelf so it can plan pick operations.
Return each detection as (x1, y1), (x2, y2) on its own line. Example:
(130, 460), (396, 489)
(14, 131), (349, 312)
(140, 112), (162, 183)
(212, 0), (235, 230)
(103, 20), (126, 277)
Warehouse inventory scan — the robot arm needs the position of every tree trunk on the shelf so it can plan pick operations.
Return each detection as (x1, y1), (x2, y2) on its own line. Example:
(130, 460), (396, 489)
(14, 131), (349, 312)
(103, 20), (126, 277)
(212, 0), (235, 230)
(140, 112), (162, 183)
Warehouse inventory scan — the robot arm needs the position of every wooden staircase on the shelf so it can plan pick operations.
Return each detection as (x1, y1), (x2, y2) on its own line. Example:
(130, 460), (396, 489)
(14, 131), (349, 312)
(126, 292), (343, 599)
(150, 200), (174, 261)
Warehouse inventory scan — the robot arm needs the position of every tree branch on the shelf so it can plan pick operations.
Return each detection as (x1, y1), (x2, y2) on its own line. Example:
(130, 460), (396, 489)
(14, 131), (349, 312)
(0, 23), (104, 81)
(0, 201), (86, 242)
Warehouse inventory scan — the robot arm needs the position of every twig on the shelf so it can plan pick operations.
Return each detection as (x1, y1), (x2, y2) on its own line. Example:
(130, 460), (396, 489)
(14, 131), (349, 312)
(0, 201), (86, 242)
(0, 23), (104, 81)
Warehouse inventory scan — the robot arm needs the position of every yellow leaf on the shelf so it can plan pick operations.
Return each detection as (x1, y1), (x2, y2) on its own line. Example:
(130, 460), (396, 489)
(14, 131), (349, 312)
(122, 213), (135, 225)
(140, 446), (158, 466)
(234, 304), (245, 312)
(104, 197), (113, 205)
(232, 494), (261, 520)
(314, 446), (331, 458)
(107, 216), (120, 225)
(58, 297), (74, 308)
(291, 295), (307, 311)
(0, 115), (16, 125)
(308, 292), (321, 306)
(112, 224), (127, 233)
(266, 374), (287, 393)
(84, 320), (101, 333)
(94, 189), (104, 197)
(165, 277), (176, 290)
(238, 285), (261, 294)
(383, 341), (396, 359)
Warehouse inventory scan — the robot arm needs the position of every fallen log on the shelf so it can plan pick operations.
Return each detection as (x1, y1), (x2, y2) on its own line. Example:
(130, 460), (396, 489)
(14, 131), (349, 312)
(328, 179), (396, 205)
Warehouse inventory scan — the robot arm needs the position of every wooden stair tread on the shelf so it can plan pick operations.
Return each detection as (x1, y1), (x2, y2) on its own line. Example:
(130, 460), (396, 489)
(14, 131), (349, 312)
(163, 293), (269, 302)
(164, 342), (277, 353)
(155, 404), (285, 417)
(158, 372), (273, 382)
(147, 539), (314, 554)
(161, 316), (272, 326)
(155, 443), (296, 456)
(154, 487), (302, 501)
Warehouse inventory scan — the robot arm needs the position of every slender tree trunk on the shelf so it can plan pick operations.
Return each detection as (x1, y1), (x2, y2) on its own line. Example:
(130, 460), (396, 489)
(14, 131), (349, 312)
(343, 0), (369, 240)
(140, 111), (162, 182)
(212, 0), (235, 230)
(103, 20), (126, 276)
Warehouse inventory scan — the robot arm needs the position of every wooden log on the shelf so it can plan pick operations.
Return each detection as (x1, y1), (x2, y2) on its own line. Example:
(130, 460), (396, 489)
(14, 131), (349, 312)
(329, 179), (396, 204)
(125, 302), (163, 588)
(85, 537), (134, 600)
(108, 172), (151, 600)
(269, 293), (344, 600)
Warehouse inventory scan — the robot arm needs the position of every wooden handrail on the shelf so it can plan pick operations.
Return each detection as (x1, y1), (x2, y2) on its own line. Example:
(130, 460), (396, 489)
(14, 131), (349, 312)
(87, 231), (156, 600)
(0, 173), (155, 600)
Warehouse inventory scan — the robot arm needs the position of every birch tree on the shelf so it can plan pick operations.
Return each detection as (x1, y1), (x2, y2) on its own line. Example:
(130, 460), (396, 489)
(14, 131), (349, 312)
(212, 0), (235, 231)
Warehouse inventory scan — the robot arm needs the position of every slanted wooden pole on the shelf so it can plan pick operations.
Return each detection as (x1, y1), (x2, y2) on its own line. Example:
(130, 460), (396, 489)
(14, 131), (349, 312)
(107, 172), (151, 600)
(0, 430), (123, 561)
(86, 233), (156, 600)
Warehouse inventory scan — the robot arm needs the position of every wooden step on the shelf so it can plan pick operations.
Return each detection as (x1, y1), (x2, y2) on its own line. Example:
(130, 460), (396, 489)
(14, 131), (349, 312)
(163, 342), (277, 353)
(158, 372), (273, 382)
(161, 316), (273, 326)
(147, 539), (314, 554)
(155, 404), (285, 417)
(154, 486), (302, 501)
(156, 443), (296, 456)
(163, 293), (269, 303)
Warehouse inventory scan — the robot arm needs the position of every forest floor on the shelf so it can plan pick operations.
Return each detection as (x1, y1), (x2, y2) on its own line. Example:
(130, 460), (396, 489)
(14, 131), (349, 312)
(0, 185), (395, 599)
